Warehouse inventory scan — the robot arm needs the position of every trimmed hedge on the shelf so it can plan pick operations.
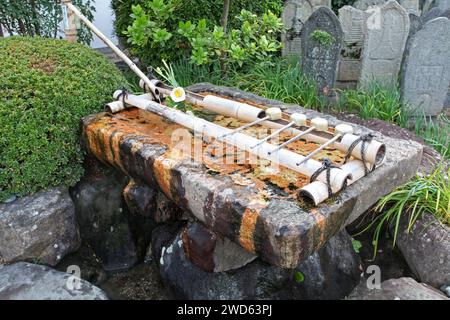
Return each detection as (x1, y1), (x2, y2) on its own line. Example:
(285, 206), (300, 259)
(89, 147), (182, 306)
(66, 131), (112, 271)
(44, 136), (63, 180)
(0, 37), (128, 201)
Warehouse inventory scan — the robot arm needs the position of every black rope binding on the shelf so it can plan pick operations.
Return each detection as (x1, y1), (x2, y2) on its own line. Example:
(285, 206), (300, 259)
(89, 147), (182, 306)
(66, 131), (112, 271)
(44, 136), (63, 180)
(117, 88), (129, 108)
(343, 133), (375, 176)
(310, 158), (341, 198)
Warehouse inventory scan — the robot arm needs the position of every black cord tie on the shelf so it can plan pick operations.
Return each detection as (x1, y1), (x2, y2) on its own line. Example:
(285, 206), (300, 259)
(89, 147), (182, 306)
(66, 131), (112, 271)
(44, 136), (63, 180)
(117, 88), (129, 108)
(343, 133), (375, 176)
(310, 158), (341, 198)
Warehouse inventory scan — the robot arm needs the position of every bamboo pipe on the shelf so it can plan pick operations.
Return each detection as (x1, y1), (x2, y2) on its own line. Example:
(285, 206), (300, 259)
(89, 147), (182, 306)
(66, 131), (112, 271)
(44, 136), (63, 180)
(112, 92), (352, 193)
(61, 1), (160, 97)
(299, 160), (374, 205)
(296, 124), (354, 166)
(138, 81), (386, 166)
(261, 120), (386, 166)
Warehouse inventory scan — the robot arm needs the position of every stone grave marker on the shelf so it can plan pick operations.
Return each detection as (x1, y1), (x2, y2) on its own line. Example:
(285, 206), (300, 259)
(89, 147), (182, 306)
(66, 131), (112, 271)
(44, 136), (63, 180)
(301, 6), (343, 94)
(435, 0), (450, 10)
(421, 6), (443, 22)
(282, 0), (332, 58)
(400, 13), (423, 75)
(354, 0), (420, 15)
(359, 0), (410, 89)
(400, 17), (450, 115)
(337, 6), (367, 87)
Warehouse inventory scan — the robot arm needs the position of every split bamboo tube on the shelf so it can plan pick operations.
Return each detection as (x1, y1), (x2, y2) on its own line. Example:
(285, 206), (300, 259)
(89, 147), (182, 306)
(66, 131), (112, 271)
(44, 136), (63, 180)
(112, 92), (352, 194)
(299, 160), (374, 205)
(62, 1), (160, 98)
(137, 81), (386, 166)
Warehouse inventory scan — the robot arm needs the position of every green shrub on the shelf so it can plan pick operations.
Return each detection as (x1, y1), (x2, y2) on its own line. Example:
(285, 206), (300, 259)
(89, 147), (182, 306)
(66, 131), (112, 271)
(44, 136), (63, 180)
(356, 166), (450, 258)
(111, 0), (283, 65)
(0, 37), (128, 201)
(336, 82), (409, 126)
(227, 58), (326, 110)
(177, 10), (283, 72)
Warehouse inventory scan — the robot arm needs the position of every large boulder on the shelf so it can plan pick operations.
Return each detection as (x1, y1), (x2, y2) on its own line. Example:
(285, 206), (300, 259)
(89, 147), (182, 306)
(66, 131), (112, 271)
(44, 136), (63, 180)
(0, 187), (80, 266)
(292, 230), (362, 299)
(0, 262), (108, 300)
(153, 224), (361, 300)
(70, 160), (139, 271)
(348, 277), (449, 300)
(393, 214), (450, 289)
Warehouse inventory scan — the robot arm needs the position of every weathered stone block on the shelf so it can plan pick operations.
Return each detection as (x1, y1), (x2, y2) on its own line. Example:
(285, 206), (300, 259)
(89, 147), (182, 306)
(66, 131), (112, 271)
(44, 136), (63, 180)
(0, 187), (80, 266)
(80, 84), (422, 268)
(348, 277), (449, 300)
(393, 214), (450, 289)
(0, 262), (108, 300)
(70, 161), (139, 271)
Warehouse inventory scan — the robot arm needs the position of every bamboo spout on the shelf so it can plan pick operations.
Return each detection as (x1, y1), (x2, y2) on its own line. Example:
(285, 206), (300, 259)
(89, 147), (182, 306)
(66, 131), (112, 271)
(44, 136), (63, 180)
(112, 91), (353, 194)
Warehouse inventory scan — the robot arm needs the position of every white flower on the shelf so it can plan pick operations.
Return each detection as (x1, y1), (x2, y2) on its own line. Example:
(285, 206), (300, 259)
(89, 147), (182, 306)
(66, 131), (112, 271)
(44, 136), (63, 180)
(170, 87), (186, 103)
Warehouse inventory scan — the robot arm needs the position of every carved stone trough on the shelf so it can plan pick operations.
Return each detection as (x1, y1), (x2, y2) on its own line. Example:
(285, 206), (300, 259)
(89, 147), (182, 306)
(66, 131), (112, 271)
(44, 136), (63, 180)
(81, 84), (422, 270)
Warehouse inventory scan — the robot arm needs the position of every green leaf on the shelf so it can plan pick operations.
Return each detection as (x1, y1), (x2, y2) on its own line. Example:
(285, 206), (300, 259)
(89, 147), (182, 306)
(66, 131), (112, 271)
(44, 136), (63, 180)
(294, 271), (305, 283)
(352, 239), (362, 253)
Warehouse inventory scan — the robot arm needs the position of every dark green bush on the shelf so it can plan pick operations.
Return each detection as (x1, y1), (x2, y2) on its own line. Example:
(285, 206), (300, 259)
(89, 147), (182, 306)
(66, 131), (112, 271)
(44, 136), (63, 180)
(111, 0), (283, 65)
(0, 37), (128, 201)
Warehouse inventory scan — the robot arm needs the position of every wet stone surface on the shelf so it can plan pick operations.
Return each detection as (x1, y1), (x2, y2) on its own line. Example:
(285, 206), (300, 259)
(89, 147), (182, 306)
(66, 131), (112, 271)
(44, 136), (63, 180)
(80, 84), (422, 268)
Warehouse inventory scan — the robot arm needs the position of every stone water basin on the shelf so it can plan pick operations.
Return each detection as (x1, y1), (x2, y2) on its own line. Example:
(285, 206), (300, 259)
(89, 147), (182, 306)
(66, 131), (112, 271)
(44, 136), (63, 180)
(81, 84), (423, 268)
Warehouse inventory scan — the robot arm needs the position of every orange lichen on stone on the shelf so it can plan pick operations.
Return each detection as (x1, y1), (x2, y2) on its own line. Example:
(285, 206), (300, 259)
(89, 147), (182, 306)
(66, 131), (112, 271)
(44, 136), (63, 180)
(84, 103), (346, 200)
(153, 156), (178, 199)
(239, 208), (260, 254)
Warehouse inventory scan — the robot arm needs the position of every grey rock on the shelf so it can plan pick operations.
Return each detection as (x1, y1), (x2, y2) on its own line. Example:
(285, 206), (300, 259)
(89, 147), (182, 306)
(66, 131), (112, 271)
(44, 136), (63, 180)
(0, 187), (80, 266)
(442, 8), (450, 18)
(441, 285), (450, 297)
(434, 0), (450, 11)
(301, 7), (343, 94)
(421, 7), (443, 22)
(2, 195), (17, 204)
(394, 214), (450, 289)
(400, 17), (450, 115)
(155, 226), (361, 300)
(282, 0), (332, 58)
(181, 222), (256, 273)
(445, 92), (450, 108)
(348, 277), (449, 300)
(359, 1), (410, 88)
(0, 262), (108, 300)
(70, 161), (138, 271)
(292, 230), (362, 299)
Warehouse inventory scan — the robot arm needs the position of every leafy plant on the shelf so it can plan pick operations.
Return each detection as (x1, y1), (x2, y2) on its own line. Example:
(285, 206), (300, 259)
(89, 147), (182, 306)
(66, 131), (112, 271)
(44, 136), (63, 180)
(226, 58), (326, 110)
(112, 0), (283, 63)
(310, 30), (334, 47)
(177, 9), (284, 73)
(356, 166), (450, 259)
(0, 37), (128, 201)
(294, 271), (305, 283)
(412, 114), (449, 160)
(336, 81), (408, 125)
(351, 239), (362, 253)
(0, 0), (95, 45)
